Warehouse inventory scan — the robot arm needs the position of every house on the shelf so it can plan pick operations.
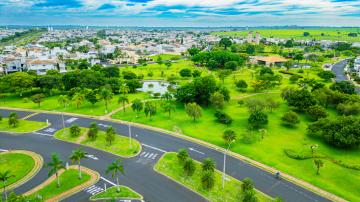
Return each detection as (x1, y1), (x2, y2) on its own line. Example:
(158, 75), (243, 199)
(26, 59), (59, 75)
(251, 56), (287, 67)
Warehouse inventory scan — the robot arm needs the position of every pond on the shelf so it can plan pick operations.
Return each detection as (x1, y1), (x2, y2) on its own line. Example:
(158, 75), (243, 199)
(137, 80), (174, 95)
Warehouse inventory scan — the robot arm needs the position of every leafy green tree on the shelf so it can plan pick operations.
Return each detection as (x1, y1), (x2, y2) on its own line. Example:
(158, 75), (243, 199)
(72, 92), (85, 109)
(187, 47), (200, 56)
(330, 81), (355, 95)
(88, 122), (99, 140)
(235, 80), (248, 92)
(8, 112), (19, 128)
(337, 102), (360, 116)
(165, 61), (172, 69)
(46, 153), (65, 188)
(210, 92), (225, 109)
(223, 130), (237, 145)
(185, 102), (202, 122)
(125, 79), (142, 93)
(105, 126), (116, 145)
(317, 71), (335, 81)
(179, 68), (192, 77)
(242, 178), (254, 192)
(144, 102), (157, 119)
(218, 70), (232, 83)
(58, 95), (69, 108)
(202, 158), (215, 173)
(201, 171), (215, 190)
(37, 75), (61, 96)
(0, 72), (34, 96)
(132, 99), (143, 117)
(282, 88), (316, 111)
(177, 149), (189, 164)
(224, 61), (238, 70)
(248, 110), (268, 129)
(192, 69), (202, 78)
(69, 149), (88, 179)
(183, 158), (196, 176)
(106, 159), (125, 193)
(307, 105), (328, 121)
(31, 93), (45, 107)
(0, 170), (15, 201)
(314, 159), (324, 175)
(294, 53), (304, 64)
(241, 178), (258, 202)
(281, 111), (300, 127)
(118, 95), (129, 113)
(85, 89), (99, 106)
(156, 56), (163, 66)
(70, 125), (81, 137)
(219, 38), (232, 50)
(163, 101), (176, 117)
(99, 87), (114, 113)
(265, 97), (280, 112)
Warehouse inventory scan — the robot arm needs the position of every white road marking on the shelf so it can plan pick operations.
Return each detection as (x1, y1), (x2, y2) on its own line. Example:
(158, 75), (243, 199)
(44, 128), (57, 133)
(65, 117), (78, 123)
(144, 152), (149, 158)
(100, 177), (117, 186)
(189, 147), (205, 155)
(140, 152), (146, 156)
(152, 154), (158, 159)
(98, 123), (110, 128)
(85, 154), (99, 160)
(0, 149), (9, 152)
(85, 185), (104, 195)
(141, 144), (167, 153)
(33, 132), (53, 137)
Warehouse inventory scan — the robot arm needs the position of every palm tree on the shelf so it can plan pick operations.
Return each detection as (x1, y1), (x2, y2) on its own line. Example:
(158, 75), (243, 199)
(314, 159), (324, 175)
(131, 99), (143, 117)
(69, 149), (88, 179)
(163, 101), (176, 117)
(222, 130), (237, 146)
(202, 158), (215, 173)
(177, 148), (189, 163)
(119, 85), (129, 95)
(106, 159), (125, 193)
(58, 95), (69, 108)
(0, 170), (15, 201)
(118, 95), (129, 113)
(47, 153), (65, 188)
(99, 87), (113, 113)
(201, 171), (215, 190)
(72, 93), (84, 109)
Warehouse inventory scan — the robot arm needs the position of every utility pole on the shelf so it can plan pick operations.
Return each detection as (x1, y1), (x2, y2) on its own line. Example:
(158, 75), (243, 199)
(128, 123), (132, 149)
(222, 140), (234, 189)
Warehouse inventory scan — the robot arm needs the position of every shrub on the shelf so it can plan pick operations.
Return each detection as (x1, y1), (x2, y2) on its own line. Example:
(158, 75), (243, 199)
(307, 105), (327, 121)
(248, 110), (268, 129)
(289, 75), (301, 83)
(70, 125), (81, 137)
(337, 102), (360, 116)
(235, 80), (248, 92)
(298, 69), (304, 73)
(281, 111), (300, 127)
(179, 68), (192, 77)
(183, 158), (196, 176)
(214, 110), (233, 126)
(177, 149), (189, 163)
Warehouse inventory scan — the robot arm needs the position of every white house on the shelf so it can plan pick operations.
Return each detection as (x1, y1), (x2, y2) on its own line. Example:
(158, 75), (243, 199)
(26, 59), (59, 75)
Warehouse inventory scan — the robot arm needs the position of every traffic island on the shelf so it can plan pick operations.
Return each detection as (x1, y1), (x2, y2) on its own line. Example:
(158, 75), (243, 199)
(54, 127), (141, 158)
(25, 166), (99, 202)
(90, 185), (143, 201)
(0, 118), (48, 133)
(0, 150), (43, 191)
(154, 152), (273, 202)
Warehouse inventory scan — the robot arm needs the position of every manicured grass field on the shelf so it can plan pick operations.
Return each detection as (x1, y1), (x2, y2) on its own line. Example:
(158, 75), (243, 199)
(90, 185), (142, 200)
(155, 152), (272, 202)
(212, 28), (360, 42)
(28, 169), (90, 200)
(0, 118), (47, 133)
(0, 153), (35, 189)
(149, 54), (182, 61)
(54, 127), (141, 157)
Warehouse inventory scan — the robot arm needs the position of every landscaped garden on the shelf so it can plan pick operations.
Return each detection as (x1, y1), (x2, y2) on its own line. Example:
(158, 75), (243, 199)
(155, 152), (272, 202)
(0, 113), (47, 133)
(90, 185), (142, 201)
(54, 124), (141, 157)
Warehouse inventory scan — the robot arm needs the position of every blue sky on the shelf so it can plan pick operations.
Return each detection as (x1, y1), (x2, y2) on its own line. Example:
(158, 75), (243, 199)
(0, 0), (360, 26)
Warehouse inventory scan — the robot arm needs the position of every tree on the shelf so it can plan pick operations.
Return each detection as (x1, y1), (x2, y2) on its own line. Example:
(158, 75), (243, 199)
(245, 98), (266, 113)
(156, 56), (163, 66)
(241, 178), (258, 202)
(0, 72), (34, 96)
(210, 92), (225, 109)
(202, 158), (215, 173)
(0, 170), (15, 201)
(163, 101), (176, 117)
(248, 110), (268, 129)
(31, 93), (45, 107)
(219, 38), (232, 50)
(99, 87), (114, 113)
(282, 88), (316, 111)
(188, 47), (200, 56)
(125, 79), (142, 93)
(281, 111), (300, 127)
(8, 112), (19, 128)
(330, 81), (355, 95)
(337, 102), (360, 116)
(218, 70), (232, 83)
(224, 61), (238, 70)
(70, 125), (81, 137)
(201, 171), (215, 190)
(185, 102), (202, 122)
(106, 126), (116, 145)
(242, 178), (254, 192)
(165, 61), (172, 69)
(72, 92), (85, 109)
(106, 159), (125, 193)
(307, 105), (328, 121)
(223, 130), (237, 145)
(214, 110), (233, 126)
(265, 97), (280, 112)
(183, 158), (196, 176)
(58, 95), (69, 108)
(118, 95), (129, 113)
(132, 99), (143, 117)
(177, 149), (189, 164)
(179, 68), (192, 77)
(69, 149), (88, 179)
(192, 70), (202, 78)
(235, 80), (248, 92)
(88, 122), (99, 140)
(317, 71), (335, 81)
(314, 159), (324, 175)
(294, 53), (304, 65)
(85, 89), (99, 106)
(303, 32), (310, 37)
(37, 75), (60, 95)
(46, 153), (65, 188)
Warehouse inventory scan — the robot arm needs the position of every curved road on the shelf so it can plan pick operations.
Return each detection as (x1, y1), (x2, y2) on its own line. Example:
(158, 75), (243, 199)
(331, 59), (360, 94)
(0, 109), (332, 202)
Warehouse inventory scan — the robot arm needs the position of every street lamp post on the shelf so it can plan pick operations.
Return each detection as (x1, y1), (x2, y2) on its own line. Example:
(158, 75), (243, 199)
(222, 140), (234, 189)
(128, 123), (132, 149)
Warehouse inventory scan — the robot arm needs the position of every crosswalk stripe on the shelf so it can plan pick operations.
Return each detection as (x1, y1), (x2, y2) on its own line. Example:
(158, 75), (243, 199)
(152, 154), (158, 159)
(144, 152), (149, 158)
(140, 152), (146, 156)
(148, 153), (154, 158)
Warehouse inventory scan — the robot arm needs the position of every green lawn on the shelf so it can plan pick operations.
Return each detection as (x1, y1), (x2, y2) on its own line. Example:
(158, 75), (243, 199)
(28, 169), (90, 200)
(149, 54), (182, 61)
(212, 28), (360, 42)
(90, 185), (142, 200)
(0, 153), (35, 189)
(0, 118), (47, 133)
(155, 152), (272, 202)
(54, 127), (141, 157)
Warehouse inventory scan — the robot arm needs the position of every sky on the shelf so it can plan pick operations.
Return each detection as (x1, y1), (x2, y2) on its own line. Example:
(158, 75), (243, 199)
(0, 0), (360, 27)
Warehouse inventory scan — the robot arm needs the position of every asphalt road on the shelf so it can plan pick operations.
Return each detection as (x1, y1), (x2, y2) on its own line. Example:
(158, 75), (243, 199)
(0, 109), (331, 202)
(331, 59), (360, 94)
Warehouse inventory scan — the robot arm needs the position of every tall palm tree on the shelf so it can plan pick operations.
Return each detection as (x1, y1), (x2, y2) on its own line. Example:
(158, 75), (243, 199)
(69, 149), (88, 179)
(106, 159), (125, 193)
(99, 87), (113, 113)
(118, 95), (129, 113)
(47, 153), (65, 188)
(58, 95), (69, 108)
(222, 130), (237, 146)
(72, 93), (85, 109)
(0, 170), (15, 201)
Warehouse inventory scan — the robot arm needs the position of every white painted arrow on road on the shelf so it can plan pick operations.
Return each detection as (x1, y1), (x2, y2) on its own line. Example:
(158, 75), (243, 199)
(0, 149), (9, 152)
(189, 147), (205, 155)
(86, 154), (99, 160)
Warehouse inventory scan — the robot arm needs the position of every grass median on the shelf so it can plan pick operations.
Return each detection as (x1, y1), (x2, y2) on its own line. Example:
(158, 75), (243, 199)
(0, 118), (47, 133)
(154, 152), (273, 202)
(90, 185), (142, 201)
(54, 127), (141, 158)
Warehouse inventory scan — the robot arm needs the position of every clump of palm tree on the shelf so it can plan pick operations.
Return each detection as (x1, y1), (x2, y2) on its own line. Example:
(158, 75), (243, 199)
(46, 153), (65, 188)
(69, 148), (88, 179)
(106, 159), (125, 193)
